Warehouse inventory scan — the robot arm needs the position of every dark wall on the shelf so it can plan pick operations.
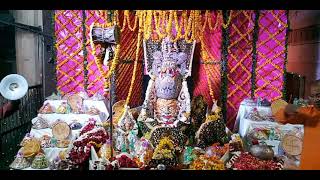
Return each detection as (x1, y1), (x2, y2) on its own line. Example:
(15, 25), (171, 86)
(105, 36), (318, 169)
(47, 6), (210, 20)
(42, 10), (56, 97)
(0, 11), (16, 80)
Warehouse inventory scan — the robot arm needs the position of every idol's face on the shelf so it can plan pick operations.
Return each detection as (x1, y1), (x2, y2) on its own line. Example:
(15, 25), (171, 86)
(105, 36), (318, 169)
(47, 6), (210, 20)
(155, 99), (179, 124)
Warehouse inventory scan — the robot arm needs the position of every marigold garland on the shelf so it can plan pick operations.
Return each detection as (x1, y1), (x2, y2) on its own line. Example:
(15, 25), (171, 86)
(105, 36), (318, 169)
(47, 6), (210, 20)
(127, 11), (138, 31)
(89, 12), (121, 93)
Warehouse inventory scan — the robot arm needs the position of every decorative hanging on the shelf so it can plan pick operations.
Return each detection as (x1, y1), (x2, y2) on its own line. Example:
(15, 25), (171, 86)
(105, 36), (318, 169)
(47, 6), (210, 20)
(254, 10), (288, 102)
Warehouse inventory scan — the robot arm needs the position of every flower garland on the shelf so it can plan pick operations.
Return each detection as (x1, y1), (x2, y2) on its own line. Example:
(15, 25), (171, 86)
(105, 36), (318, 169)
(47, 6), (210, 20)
(201, 47), (216, 102)
(283, 10), (290, 100)
(251, 10), (260, 99)
(156, 11), (167, 40)
(172, 10), (183, 42)
(220, 10), (231, 122)
(185, 10), (195, 43)
(125, 11), (143, 106)
(221, 10), (233, 29)
(52, 10), (57, 87)
(190, 155), (225, 170)
(114, 11), (143, 123)
(120, 10), (128, 32)
(152, 137), (175, 160)
(210, 11), (222, 32)
(89, 11), (121, 93)
(118, 10), (233, 43)
(143, 10), (153, 41)
(205, 98), (223, 123)
(165, 10), (174, 40)
(127, 11), (138, 32)
(82, 10), (88, 91)
(199, 10), (208, 32)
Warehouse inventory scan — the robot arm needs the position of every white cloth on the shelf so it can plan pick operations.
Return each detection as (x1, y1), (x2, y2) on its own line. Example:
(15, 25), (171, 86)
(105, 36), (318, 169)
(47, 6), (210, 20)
(233, 100), (304, 139)
(17, 100), (109, 170)
(42, 99), (109, 118)
(233, 100), (272, 133)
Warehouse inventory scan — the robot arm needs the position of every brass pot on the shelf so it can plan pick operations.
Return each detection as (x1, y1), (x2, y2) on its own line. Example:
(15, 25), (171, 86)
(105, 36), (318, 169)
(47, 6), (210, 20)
(249, 145), (274, 160)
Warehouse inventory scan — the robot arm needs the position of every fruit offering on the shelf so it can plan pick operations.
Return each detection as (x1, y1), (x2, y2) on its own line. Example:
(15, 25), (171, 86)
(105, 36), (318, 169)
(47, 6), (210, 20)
(86, 106), (100, 115)
(31, 152), (49, 169)
(21, 138), (41, 158)
(10, 152), (31, 169)
(39, 103), (54, 114)
(56, 102), (69, 114)
(32, 116), (50, 129)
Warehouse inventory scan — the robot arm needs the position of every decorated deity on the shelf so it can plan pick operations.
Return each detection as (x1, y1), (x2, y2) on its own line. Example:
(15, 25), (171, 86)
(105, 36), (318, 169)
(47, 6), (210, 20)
(137, 36), (196, 148)
(114, 105), (138, 155)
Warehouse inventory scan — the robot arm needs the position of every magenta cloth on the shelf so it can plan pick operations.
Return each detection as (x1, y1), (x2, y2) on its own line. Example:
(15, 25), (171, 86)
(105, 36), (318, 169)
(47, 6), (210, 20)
(55, 10), (85, 95)
(85, 10), (108, 97)
(255, 10), (287, 102)
(54, 10), (287, 118)
(226, 11), (255, 129)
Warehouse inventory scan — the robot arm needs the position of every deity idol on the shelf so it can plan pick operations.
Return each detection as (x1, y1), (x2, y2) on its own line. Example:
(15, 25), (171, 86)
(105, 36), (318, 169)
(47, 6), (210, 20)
(114, 105), (139, 155)
(137, 36), (196, 148)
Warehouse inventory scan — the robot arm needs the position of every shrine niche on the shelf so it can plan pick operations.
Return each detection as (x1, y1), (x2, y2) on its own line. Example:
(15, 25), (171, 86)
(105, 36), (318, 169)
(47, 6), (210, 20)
(137, 36), (195, 148)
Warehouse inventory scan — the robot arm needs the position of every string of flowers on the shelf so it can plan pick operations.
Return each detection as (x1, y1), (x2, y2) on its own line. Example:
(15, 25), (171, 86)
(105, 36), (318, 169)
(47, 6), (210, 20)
(127, 11), (138, 31)
(115, 11), (143, 123)
(208, 11), (221, 32)
(120, 10), (128, 32)
(171, 10), (183, 42)
(153, 11), (165, 40)
(220, 10), (231, 122)
(101, 10), (233, 44)
(221, 10), (233, 29)
(52, 10), (57, 89)
(144, 10), (153, 41)
(89, 11), (121, 94)
(199, 35), (216, 102)
(82, 10), (88, 91)
(251, 10), (260, 99)
(125, 11), (143, 106)
(283, 10), (290, 100)
(185, 10), (196, 43)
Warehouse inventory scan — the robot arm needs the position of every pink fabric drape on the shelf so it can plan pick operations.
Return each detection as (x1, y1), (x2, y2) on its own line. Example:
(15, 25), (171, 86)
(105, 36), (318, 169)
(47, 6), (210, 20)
(255, 10), (287, 102)
(55, 10), (85, 95)
(226, 11), (255, 129)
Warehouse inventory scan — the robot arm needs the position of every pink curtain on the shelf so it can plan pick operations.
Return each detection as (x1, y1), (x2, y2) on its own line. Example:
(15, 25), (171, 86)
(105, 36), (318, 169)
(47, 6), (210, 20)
(55, 10), (85, 95)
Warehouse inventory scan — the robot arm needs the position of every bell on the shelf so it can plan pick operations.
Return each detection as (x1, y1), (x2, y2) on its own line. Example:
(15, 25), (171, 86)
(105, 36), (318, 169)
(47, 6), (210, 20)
(0, 74), (28, 100)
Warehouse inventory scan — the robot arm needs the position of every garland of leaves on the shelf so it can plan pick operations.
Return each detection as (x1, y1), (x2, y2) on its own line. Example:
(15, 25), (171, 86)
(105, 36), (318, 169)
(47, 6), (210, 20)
(282, 10), (290, 100)
(251, 10), (260, 99)
(220, 10), (230, 123)
(82, 10), (88, 91)
(52, 10), (58, 93)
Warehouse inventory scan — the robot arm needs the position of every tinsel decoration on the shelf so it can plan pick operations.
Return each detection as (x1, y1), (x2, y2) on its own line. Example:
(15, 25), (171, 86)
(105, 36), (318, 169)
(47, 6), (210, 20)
(82, 10), (88, 91)
(220, 10), (230, 123)
(282, 10), (290, 100)
(251, 10), (260, 99)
